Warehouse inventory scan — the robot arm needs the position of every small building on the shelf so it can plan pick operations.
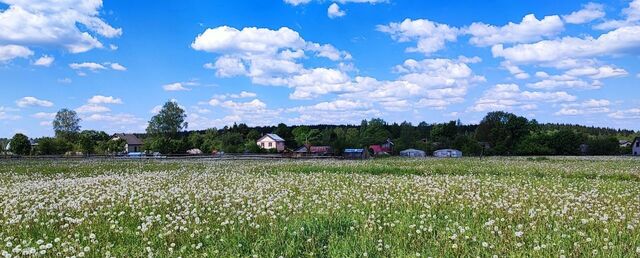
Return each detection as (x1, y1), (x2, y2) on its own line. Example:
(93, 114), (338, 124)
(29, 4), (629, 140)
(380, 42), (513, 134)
(257, 134), (286, 152)
(294, 146), (333, 156)
(370, 138), (394, 155)
(112, 133), (143, 153)
(633, 137), (640, 156)
(343, 148), (367, 159)
(619, 140), (632, 148)
(399, 148), (426, 158)
(433, 149), (462, 158)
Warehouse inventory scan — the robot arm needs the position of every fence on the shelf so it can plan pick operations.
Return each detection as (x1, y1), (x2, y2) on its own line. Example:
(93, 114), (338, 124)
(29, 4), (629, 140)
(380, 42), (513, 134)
(0, 153), (341, 161)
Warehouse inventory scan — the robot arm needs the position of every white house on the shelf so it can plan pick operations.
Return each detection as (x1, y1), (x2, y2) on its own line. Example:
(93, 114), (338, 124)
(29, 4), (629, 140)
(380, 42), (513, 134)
(257, 134), (285, 152)
(112, 133), (143, 153)
(633, 137), (640, 156)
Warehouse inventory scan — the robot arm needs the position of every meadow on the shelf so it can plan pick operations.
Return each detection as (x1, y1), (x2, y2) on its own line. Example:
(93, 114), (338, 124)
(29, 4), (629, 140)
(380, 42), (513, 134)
(0, 157), (639, 257)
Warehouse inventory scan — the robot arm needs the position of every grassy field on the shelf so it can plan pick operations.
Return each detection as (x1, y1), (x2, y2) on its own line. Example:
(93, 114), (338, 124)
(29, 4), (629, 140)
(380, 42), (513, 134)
(0, 157), (639, 257)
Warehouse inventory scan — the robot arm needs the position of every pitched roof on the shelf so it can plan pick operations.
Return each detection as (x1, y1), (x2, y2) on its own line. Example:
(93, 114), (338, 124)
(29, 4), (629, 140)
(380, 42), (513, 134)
(113, 133), (143, 145)
(257, 133), (285, 142)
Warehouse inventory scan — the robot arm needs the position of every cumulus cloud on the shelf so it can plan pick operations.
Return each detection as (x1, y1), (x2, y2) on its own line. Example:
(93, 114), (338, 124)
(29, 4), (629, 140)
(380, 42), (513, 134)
(563, 3), (605, 24)
(608, 108), (640, 119)
(328, 3), (346, 18)
(492, 25), (640, 63)
(109, 63), (127, 71)
(470, 84), (576, 112)
(33, 55), (54, 67)
(377, 18), (459, 55)
(163, 82), (191, 91)
(192, 26), (351, 99)
(16, 96), (54, 108)
(594, 0), (640, 30)
(69, 62), (107, 71)
(554, 99), (611, 116)
(84, 113), (141, 124)
(0, 44), (33, 61)
(88, 95), (123, 104)
(467, 14), (564, 46)
(0, 0), (121, 60)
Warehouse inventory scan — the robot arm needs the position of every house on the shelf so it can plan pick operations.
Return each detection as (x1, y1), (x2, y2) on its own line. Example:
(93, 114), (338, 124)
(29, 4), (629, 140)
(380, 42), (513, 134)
(619, 140), (632, 148)
(293, 146), (333, 156)
(257, 134), (286, 152)
(343, 149), (367, 159)
(369, 138), (394, 155)
(433, 149), (462, 158)
(633, 137), (640, 156)
(112, 133), (143, 153)
(399, 149), (426, 158)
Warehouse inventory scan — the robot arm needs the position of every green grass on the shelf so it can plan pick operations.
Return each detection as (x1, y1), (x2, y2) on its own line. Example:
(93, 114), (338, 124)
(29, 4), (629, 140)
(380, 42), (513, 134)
(0, 157), (639, 257)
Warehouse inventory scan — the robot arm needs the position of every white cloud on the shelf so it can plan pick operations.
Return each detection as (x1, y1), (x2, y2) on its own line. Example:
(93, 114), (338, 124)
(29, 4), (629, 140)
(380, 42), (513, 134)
(554, 99), (611, 116)
(608, 108), (640, 119)
(0, 44), (33, 61)
(492, 25), (640, 63)
(76, 104), (110, 114)
(377, 18), (459, 55)
(0, 0), (121, 55)
(0, 106), (21, 120)
(284, 0), (386, 5)
(110, 63), (127, 71)
(283, 0), (311, 5)
(594, 0), (640, 30)
(467, 14), (564, 46)
(562, 3), (605, 24)
(470, 84), (576, 112)
(526, 79), (600, 90)
(328, 3), (346, 18)
(33, 55), (54, 67)
(564, 65), (628, 79)
(163, 82), (191, 91)
(69, 62), (107, 71)
(88, 95), (123, 104)
(501, 61), (530, 79)
(16, 96), (54, 108)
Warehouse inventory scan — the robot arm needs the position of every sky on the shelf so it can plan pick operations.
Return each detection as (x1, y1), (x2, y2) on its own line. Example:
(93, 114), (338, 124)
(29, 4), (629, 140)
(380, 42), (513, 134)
(1, 0), (640, 138)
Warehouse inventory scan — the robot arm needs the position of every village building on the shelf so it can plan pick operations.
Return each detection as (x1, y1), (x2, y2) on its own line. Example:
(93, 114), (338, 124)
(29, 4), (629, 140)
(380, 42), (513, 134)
(256, 134), (286, 152)
(399, 149), (426, 158)
(343, 148), (367, 159)
(633, 137), (640, 156)
(293, 146), (333, 156)
(112, 133), (143, 153)
(433, 149), (463, 158)
(369, 138), (394, 155)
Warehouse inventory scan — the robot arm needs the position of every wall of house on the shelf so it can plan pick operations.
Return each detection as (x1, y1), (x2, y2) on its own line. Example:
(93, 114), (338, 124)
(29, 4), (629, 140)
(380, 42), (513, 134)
(633, 140), (640, 156)
(258, 137), (284, 150)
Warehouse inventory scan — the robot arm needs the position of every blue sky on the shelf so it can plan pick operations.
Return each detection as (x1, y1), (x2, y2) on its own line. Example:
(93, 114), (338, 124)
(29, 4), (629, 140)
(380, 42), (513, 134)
(1, 0), (639, 138)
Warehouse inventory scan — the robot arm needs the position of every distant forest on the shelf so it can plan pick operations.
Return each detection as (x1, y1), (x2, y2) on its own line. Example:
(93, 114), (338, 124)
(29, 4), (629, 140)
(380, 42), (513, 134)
(2, 106), (637, 156)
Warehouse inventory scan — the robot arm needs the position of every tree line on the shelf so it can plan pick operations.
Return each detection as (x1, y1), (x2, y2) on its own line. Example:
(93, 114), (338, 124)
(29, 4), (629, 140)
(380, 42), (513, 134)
(1, 101), (637, 156)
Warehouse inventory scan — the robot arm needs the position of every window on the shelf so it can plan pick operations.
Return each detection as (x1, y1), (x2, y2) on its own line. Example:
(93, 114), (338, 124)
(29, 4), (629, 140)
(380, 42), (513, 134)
(260, 143), (264, 147)
(636, 141), (640, 147)
(269, 142), (272, 147)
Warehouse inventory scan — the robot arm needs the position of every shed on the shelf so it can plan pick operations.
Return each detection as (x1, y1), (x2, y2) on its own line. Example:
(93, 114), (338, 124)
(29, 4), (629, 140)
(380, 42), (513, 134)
(399, 149), (426, 158)
(257, 133), (286, 152)
(343, 148), (367, 159)
(633, 137), (640, 156)
(433, 149), (462, 158)
(294, 146), (333, 156)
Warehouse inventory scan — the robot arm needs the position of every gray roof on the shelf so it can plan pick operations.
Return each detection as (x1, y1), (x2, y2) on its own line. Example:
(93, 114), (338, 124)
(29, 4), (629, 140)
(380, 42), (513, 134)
(113, 133), (143, 145)
(400, 149), (425, 153)
(258, 133), (285, 142)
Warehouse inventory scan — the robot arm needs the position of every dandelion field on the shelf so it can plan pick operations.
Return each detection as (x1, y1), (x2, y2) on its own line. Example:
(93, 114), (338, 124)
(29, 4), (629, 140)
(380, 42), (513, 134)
(1, 157), (639, 257)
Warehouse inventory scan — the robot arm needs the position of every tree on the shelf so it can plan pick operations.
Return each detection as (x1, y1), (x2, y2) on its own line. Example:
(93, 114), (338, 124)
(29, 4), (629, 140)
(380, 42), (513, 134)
(53, 109), (81, 141)
(476, 111), (531, 155)
(9, 133), (31, 155)
(292, 126), (320, 151)
(146, 101), (188, 138)
(360, 118), (389, 147)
